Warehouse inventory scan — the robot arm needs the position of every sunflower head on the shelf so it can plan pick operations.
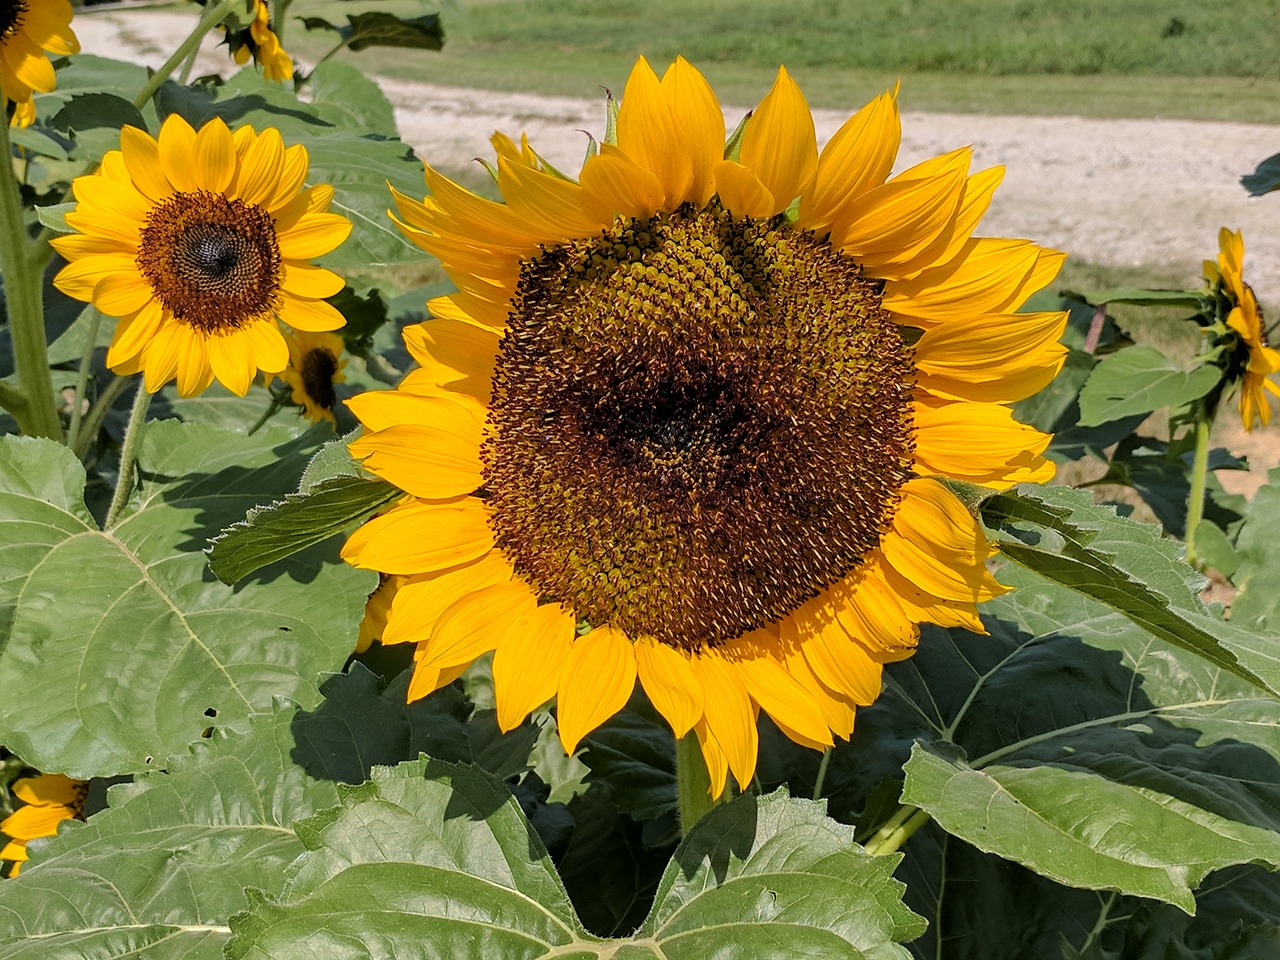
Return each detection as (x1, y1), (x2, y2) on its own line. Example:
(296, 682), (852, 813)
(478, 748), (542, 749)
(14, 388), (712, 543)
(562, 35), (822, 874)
(280, 328), (347, 423)
(342, 57), (1066, 797)
(0, 0), (78, 128)
(1, 773), (87, 875)
(225, 0), (293, 83)
(51, 115), (352, 397)
(1204, 227), (1280, 431)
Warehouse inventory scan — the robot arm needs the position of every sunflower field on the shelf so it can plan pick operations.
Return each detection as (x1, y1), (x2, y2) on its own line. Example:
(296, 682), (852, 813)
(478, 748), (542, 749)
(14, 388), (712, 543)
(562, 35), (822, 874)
(1, 1), (1279, 957)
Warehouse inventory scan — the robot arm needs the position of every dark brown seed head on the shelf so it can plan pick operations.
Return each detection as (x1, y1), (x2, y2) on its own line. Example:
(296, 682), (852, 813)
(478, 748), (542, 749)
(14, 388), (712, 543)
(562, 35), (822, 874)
(136, 190), (281, 333)
(0, 1), (27, 41)
(482, 205), (915, 650)
(299, 344), (339, 411)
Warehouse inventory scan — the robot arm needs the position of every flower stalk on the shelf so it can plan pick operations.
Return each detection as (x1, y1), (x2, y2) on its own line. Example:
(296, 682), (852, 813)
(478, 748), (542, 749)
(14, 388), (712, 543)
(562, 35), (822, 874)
(104, 383), (152, 529)
(132, 0), (242, 109)
(863, 804), (930, 856)
(1183, 400), (1211, 567)
(675, 731), (716, 836)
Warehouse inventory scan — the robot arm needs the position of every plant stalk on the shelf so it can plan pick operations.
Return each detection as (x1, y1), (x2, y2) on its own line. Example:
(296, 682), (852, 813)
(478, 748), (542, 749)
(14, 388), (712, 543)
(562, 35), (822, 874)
(675, 731), (716, 836)
(1183, 402), (1211, 567)
(812, 747), (832, 800)
(0, 116), (61, 439)
(132, 0), (241, 110)
(65, 307), (103, 453)
(104, 382), (152, 529)
(864, 806), (930, 856)
(73, 374), (130, 459)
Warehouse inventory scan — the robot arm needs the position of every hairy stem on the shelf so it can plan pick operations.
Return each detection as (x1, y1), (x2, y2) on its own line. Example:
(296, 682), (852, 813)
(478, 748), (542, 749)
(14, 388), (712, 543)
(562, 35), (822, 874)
(132, 0), (241, 109)
(1183, 401), (1211, 567)
(73, 375), (130, 459)
(104, 383), (152, 529)
(65, 308), (103, 453)
(812, 747), (832, 800)
(864, 807), (930, 856)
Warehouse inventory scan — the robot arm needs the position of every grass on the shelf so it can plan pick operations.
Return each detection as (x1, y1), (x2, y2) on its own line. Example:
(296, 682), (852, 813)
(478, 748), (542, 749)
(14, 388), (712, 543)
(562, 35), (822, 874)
(271, 0), (1280, 121)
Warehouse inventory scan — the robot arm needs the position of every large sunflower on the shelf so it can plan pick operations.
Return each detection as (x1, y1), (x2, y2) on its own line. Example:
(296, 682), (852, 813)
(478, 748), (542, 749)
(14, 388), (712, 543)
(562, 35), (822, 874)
(0, 0), (79, 128)
(1, 774), (87, 875)
(1204, 227), (1279, 431)
(343, 58), (1066, 796)
(52, 115), (351, 397)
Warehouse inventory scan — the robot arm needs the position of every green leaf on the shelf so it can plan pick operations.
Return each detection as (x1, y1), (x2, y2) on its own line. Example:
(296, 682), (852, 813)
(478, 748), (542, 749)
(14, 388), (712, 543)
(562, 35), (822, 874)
(1077, 345), (1220, 426)
(579, 695), (676, 823)
(902, 740), (1280, 914)
(981, 485), (1280, 698)
(330, 12), (446, 52)
(0, 423), (374, 777)
(1242, 151), (1280, 196)
(207, 473), (401, 584)
(226, 765), (923, 958)
(1228, 468), (1280, 631)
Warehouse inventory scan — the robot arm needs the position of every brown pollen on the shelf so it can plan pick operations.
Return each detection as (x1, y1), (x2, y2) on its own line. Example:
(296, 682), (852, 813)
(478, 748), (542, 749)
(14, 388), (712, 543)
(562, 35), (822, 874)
(0, 1), (26, 41)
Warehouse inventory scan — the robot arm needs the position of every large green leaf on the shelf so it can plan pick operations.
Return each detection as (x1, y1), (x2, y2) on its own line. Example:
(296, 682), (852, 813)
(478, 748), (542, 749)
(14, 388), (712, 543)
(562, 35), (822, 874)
(1228, 469), (1280, 632)
(1077, 345), (1220, 426)
(980, 484), (1280, 698)
(0, 423), (374, 777)
(1242, 151), (1280, 196)
(226, 764), (924, 959)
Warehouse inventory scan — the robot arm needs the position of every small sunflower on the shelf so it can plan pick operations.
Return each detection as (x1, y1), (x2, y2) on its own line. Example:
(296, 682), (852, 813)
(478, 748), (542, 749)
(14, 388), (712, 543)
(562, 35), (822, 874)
(343, 58), (1066, 796)
(0, 0), (79, 128)
(280, 329), (347, 423)
(1, 774), (87, 875)
(1204, 227), (1280, 431)
(228, 0), (293, 83)
(51, 115), (351, 397)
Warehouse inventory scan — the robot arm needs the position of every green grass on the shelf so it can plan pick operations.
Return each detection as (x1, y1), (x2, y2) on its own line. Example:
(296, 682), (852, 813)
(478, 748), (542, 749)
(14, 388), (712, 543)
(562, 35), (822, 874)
(275, 0), (1280, 121)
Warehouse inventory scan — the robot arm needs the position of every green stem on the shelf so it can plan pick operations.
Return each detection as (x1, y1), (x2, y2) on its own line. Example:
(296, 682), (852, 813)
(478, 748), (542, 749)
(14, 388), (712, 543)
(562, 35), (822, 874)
(132, 0), (240, 110)
(296, 39), (347, 92)
(0, 118), (60, 439)
(0, 379), (30, 420)
(1183, 401), (1211, 568)
(65, 307), (103, 454)
(73, 375), (129, 459)
(812, 747), (832, 800)
(675, 731), (716, 836)
(104, 382), (152, 529)
(864, 806), (930, 856)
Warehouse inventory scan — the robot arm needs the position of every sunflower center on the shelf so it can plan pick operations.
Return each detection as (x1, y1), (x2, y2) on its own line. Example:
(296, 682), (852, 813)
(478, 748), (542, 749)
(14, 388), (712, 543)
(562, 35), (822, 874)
(300, 345), (339, 410)
(483, 205), (916, 650)
(136, 191), (282, 334)
(0, 1), (26, 41)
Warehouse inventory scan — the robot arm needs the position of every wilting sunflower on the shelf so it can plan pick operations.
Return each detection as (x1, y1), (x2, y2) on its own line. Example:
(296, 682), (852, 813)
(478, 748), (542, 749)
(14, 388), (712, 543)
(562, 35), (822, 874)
(343, 58), (1065, 796)
(1, 774), (87, 875)
(280, 329), (347, 423)
(1204, 227), (1280, 431)
(227, 0), (293, 83)
(0, 0), (79, 128)
(52, 115), (351, 397)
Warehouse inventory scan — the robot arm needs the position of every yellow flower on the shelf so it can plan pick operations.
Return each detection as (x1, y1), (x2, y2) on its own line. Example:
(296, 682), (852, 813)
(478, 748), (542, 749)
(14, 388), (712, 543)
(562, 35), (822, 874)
(1204, 227), (1280, 431)
(0, 0), (79, 128)
(356, 573), (406, 652)
(51, 115), (352, 397)
(342, 58), (1067, 797)
(280, 328), (347, 423)
(1, 774), (87, 875)
(230, 0), (293, 83)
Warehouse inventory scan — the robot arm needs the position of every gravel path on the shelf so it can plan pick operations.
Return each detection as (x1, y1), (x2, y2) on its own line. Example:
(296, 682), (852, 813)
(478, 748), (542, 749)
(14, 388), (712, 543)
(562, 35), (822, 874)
(73, 8), (1280, 302)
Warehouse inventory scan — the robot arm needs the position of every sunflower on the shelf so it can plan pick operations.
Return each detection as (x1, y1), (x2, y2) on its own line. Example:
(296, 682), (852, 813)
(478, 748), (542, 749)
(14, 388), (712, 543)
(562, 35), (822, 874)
(228, 0), (293, 83)
(1, 774), (87, 875)
(280, 328), (347, 423)
(342, 58), (1066, 796)
(1204, 227), (1280, 431)
(51, 115), (351, 397)
(0, 0), (79, 128)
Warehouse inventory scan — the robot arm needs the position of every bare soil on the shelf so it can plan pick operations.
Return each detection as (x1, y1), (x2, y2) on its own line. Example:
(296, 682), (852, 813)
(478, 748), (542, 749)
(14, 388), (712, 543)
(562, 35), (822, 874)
(74, 8), (1280, 487)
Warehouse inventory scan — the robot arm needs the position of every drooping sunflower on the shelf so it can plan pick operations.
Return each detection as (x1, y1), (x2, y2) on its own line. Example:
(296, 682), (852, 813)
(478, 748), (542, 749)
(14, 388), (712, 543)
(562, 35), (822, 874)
(227, 0), (293, 83)
(343, 58), (1066, 796)
(280, 328), (347, 423)
(1204, 227), (1280, 431)
(1, 774), (87, 875)
(0, 0), (79, 128)
(52, 115), (351, 397)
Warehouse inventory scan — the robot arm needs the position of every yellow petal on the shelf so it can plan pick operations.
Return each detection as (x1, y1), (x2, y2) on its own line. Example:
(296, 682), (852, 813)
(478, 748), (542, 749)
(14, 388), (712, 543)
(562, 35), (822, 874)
(713, 159), (775, 220)
(233, 125), (285, 207)
(497, 157), (608, 240)
(348, 412), (485, 501)
(383, 550), (515, 645)
(616, 56), (694, 208)
(53, 255), (140, 304)
(914, 310), (1069, 404)
(157, 113), (199, 193)
(118, 125), (173, 202)
(92, 272), (155, 317)
(779, 641), (856, 740)
(883, 238), (1043, 326)
(193, 117), (236, 193)
(278, 293), (347, 333)
(694, 719), (730, 800)
(276, 213), (353, 261)
(798, 88), (900, 232)
(634, 638), (704, 738)
(208, 329), (258, 396)
(418, 579), (538, 675)
(400, 320), (499, 404)
(725, 633), (832, 750)
(341, 497), (494, 575)
(106, 301), (165, 368)
(738, 66), (817, 216)
(659, 56), (724, 208)
(831, 570), (920, 664)
(140, 324), (183, 393)
(880, 478), (1007, 603)
(693, 651), (758, 791)
(280, 262), (346, 299)
(557, 625), (637, 754)
(492, 601), (576, 732)
(913, 401), (1054, 489)
(345, 388), (484, 433)
(173, 324), (215, 397)
(579, 144), (665, 222)
(797, 617), (883, 706)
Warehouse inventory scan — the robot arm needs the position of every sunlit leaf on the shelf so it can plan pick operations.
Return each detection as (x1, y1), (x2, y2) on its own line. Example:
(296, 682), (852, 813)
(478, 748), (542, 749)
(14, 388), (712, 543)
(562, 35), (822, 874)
(1077, 345), (1220, 426)
(1228, 468), (1280, 631)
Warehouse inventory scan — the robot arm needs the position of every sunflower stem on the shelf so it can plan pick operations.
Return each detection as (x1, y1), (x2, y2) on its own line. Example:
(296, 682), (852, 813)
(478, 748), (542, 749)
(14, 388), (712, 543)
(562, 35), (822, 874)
(675, 731), (716, 836)
(132, 0), (241, 110)
(812, 746), (832, 800)
(73, 375), (130, 459)
(104, 383), (152, 529)
(65, 307), (103, 454)
(1183, 401), (1211, 568)
(0, 116), (61, 440)
(863, 805), (929, 856)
